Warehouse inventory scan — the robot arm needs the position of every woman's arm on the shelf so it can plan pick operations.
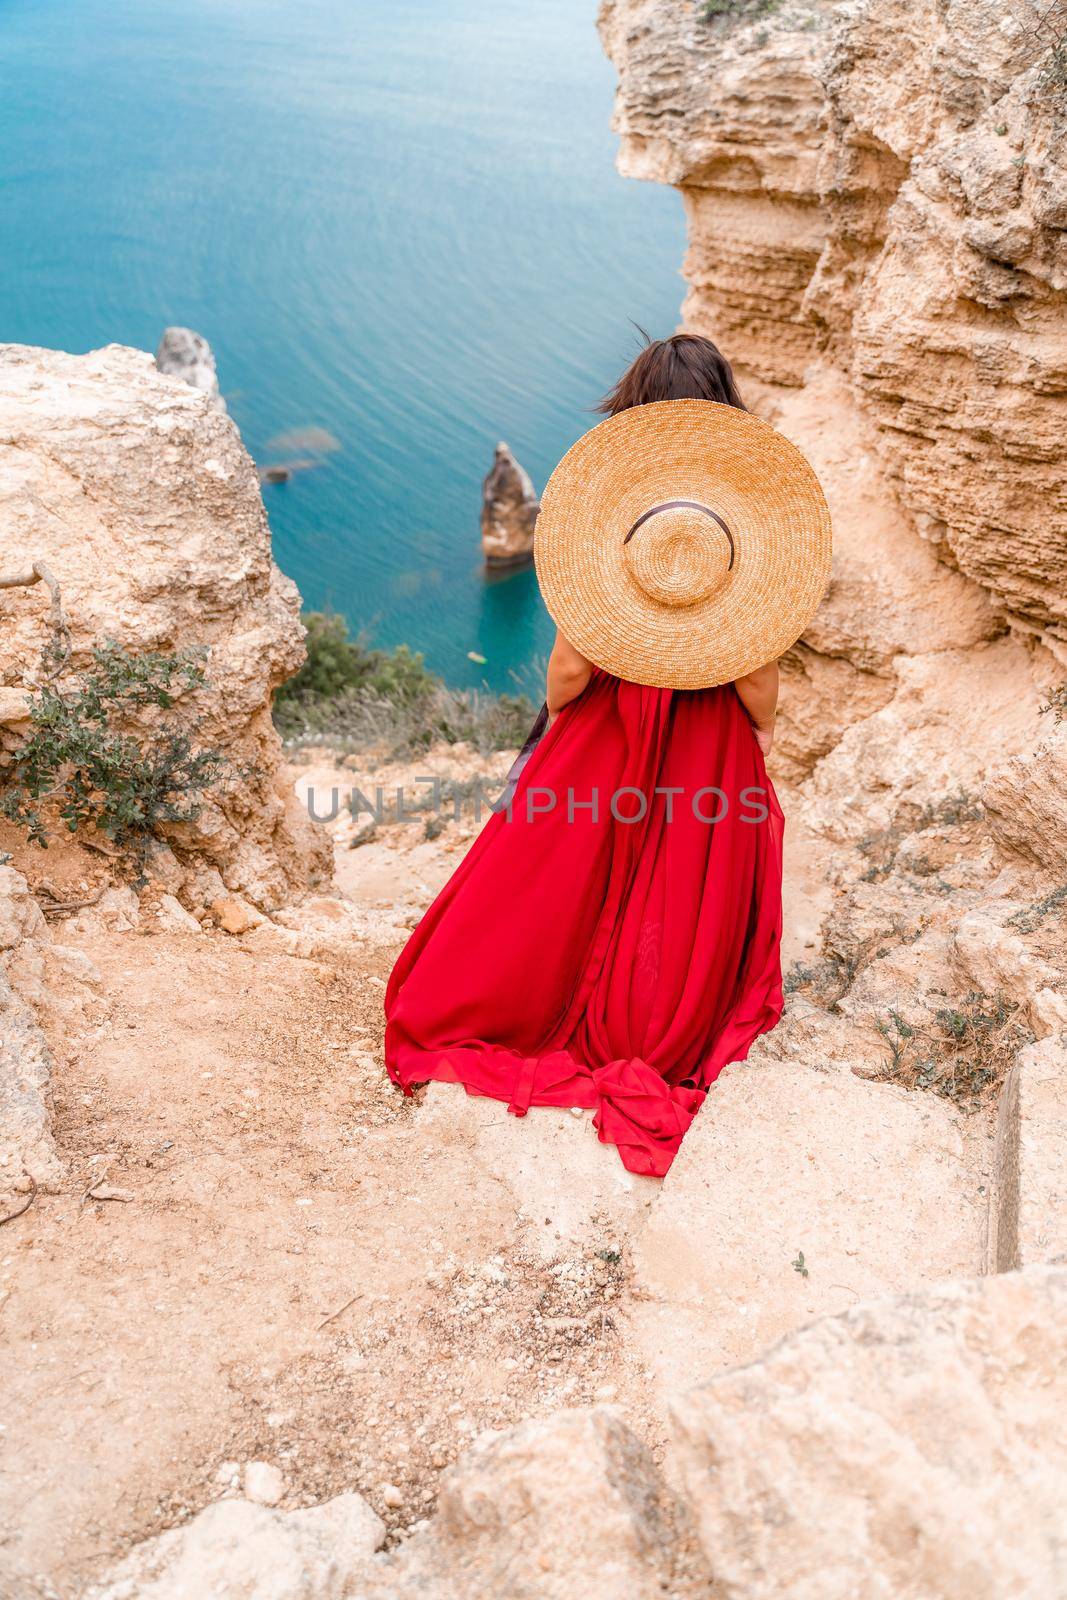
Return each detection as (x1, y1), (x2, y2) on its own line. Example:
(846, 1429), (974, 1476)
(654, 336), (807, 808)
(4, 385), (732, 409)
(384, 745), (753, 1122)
(546, 629), (593, 723)
(734, 660), (779, 756)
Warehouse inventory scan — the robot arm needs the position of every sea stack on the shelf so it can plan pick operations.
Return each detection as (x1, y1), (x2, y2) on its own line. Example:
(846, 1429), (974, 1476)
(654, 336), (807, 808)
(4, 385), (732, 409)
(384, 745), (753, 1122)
(481, 442), (539, 569)
(155, 326), (227, 414)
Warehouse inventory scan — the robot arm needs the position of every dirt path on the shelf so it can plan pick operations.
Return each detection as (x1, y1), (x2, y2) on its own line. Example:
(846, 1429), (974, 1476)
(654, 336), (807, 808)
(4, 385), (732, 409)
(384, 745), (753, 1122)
(2, 904), (694, 1597)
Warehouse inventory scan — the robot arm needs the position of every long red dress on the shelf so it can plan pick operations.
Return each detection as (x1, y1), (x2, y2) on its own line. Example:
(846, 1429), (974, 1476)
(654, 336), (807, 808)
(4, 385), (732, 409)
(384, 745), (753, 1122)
(384, 668), (784, 1178)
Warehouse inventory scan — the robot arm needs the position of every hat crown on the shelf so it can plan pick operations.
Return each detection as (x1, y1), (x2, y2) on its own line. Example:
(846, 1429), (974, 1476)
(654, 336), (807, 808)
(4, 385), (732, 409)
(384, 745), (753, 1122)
(623, 501), (733, 610)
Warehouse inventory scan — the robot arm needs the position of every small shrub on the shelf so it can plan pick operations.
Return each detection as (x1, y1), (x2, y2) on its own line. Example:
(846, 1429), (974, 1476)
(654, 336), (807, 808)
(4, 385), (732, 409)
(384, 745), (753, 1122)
(857, 790), (983, 881)
(863, 990), (1031, 1110)
(0, 643), (224, 867)
(783, 950), (859, 1009)
(276, 612), (437, 711)
(275, 612), (536, 758)
(1039, 683), (1067, 725)
(1008, 883), (1067, 934)
(1008, 0), (1067, 94)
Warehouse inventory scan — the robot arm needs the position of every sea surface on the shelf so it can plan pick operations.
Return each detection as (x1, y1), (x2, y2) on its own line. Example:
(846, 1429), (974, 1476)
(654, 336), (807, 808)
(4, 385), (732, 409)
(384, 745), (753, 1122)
(3, 0), (685, 691)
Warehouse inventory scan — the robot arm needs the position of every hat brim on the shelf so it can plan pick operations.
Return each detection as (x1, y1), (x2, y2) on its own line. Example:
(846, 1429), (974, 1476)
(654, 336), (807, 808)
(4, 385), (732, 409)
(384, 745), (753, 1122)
(534, 400), (832, 690)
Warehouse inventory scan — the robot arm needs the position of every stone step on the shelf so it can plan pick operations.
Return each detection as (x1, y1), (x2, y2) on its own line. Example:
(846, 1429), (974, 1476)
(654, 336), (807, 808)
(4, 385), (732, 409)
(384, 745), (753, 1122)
(629, 1054), (988, 1403)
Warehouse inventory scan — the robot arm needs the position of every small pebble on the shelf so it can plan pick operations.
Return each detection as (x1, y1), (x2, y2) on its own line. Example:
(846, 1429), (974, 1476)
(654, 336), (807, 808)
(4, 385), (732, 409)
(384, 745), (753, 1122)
(243, 1460), (285, 1505)
(380, 1482), (404, 1508)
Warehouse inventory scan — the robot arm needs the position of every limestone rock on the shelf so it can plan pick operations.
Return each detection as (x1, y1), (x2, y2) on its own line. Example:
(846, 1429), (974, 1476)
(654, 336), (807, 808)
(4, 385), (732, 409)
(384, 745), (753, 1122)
(0, 864), (46, 951)
(480, 442), (538, 568)
(983, 721), (1067, 877)
(988, 1036), (1067, 1271)
(631, 1054), (983, 1400)
(670, 1267), (1067, 1600)
(0, 864), (62, 1191)
(0, 687), (31, 728)
(242, 1460), (285, 1506)
(155, 895), (202, 936)
(800, 639), (1044, 844)
(599, 0), (1067, 659)
(85, 1492), (385, 1600)
(0, 343), (331, 908)
(599, 0), (828, 387)
(89, 1410), (682, 1600)
(210, 896), (260, 935)
(379, 1407), (677, 1599)
(419, 1080), (659, 1262)
(155, 327), (226, 414)
(0, 964), (62, 1192)
(951, 911), (1067, 1042)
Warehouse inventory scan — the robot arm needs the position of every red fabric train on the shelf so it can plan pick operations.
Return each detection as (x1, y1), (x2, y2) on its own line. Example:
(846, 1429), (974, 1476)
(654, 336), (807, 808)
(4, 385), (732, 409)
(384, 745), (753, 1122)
(384, 668), (784, 1178)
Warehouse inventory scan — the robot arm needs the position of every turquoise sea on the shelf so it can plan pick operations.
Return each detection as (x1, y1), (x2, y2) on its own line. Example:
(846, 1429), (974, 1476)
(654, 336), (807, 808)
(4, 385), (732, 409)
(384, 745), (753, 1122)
(3, 0), (685, 691)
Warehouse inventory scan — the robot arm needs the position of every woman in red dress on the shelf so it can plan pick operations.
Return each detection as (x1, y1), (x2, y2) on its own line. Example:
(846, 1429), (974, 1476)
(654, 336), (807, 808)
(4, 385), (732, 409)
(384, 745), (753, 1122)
(384, 335), (831, 1178)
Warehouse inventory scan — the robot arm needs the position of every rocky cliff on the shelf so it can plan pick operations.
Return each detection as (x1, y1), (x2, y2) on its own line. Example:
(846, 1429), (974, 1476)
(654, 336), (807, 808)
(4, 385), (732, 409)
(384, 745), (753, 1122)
(0, 343), (329, 912)
(599, 0), (1067, 659)
(3, 11), (1067, 1596)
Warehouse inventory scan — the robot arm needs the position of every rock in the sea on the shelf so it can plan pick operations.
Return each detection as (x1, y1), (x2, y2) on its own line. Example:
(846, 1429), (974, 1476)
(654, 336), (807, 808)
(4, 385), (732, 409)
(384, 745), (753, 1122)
(481, 442), (539, 568)
(84, 1492), (385, 1600)
(670, 1266), (1067, 1600)
(0, 343), (331, 909)
(154, 326), (226, 414)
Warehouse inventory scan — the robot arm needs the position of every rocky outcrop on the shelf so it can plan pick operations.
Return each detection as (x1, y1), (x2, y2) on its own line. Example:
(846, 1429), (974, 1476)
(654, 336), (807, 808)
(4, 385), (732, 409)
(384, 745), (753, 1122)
(87, 1410), (686, 1600)
(598, 13), (1067, 1562)
(480, 442), (539, 568)
(85, 1271), (1067, 1600)
(599, 0), (1067, 661)
(155, 327), (226, 414)
(672, 1266), (1067, 1600)
(86, 1492), (386, 1600)
(0, 343), (330, 910)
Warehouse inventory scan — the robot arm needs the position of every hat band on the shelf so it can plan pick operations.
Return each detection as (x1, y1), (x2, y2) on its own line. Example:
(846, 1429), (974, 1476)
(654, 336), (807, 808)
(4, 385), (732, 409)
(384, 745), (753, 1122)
(623, 500), (735, 571)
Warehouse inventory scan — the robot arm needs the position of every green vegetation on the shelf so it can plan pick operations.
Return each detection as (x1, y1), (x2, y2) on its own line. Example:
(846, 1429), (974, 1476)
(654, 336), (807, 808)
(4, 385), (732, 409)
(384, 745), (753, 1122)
(698, 0), (782, 21)
(864, 990), (1030, 1110)
(1008, 883), (1067, 935)
(782, 950), (859, 1009)
(0, 644), (224, 867)
(274, 612), (536, 757)
(856, 790), (983, 883)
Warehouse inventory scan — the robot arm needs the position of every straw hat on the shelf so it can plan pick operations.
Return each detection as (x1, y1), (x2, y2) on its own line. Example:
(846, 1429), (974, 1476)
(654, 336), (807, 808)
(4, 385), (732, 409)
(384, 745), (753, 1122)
(533, 399), (832, 690)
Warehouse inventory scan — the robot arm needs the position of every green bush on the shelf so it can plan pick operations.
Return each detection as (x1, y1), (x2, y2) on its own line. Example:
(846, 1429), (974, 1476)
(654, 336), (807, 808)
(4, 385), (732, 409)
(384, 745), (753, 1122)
(275, 613), (436, 710)
(274, 613), (537, 758)
(0, 643), (224, 862)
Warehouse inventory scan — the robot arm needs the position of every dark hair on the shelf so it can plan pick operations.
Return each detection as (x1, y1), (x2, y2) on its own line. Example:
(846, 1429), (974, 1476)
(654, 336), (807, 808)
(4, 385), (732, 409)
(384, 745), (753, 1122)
(597, 331), (746, 415)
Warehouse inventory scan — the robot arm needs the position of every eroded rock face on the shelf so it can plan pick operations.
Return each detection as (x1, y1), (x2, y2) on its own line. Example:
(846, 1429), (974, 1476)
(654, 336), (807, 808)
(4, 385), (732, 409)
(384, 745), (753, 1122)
(599, 0), (1067, 660)
(480, 442), (539, 567)
(0, 343), (330, 909)
(671, 1266), (1067, 1600)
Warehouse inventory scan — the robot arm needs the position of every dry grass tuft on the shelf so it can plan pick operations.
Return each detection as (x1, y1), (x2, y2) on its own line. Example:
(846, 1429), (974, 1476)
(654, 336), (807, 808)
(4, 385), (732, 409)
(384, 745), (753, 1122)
(860, 990), (1032, 1111)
